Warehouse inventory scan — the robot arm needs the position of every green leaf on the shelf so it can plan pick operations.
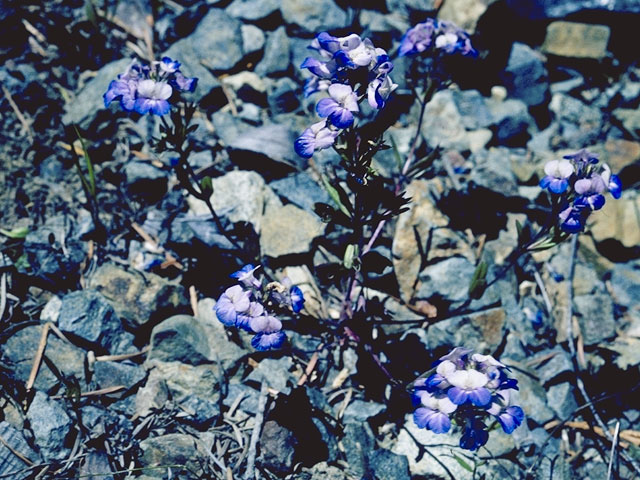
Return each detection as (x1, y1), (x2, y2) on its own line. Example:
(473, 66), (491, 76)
(452, 453), (474, 473)
(389, 135), (404, 170)
(321, 175), (351, 217)
(200, 176), (213, 197)
(343, 243), (359, 270)
(0, 226), (29, 239)
(73, 125), (96, 198)
(468, 260), (488, 299)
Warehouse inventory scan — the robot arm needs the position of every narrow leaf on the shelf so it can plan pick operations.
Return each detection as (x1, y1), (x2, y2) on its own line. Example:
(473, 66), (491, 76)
(0, 226), (29, 239)
(452, 453), (474, 473)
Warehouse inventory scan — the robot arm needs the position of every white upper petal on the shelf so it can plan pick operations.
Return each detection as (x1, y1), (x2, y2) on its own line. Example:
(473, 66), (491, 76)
(447, 369), (488, 390)
(436, 360), (457, 377)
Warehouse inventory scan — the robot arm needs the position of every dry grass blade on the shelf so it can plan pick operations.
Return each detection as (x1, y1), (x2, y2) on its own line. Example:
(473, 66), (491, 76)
(26, 323), (50, 391)
(1, 85), (34, 142)
(297, 350), (321, 386)
(0, 434), (34, 466)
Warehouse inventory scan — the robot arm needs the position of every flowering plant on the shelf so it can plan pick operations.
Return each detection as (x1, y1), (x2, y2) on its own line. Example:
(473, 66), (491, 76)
(411, 348), (524, 450)
(215, 264), (305, 351)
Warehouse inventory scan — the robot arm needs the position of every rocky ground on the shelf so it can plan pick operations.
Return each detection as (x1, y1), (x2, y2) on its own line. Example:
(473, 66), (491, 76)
(1, 0), (640, 479)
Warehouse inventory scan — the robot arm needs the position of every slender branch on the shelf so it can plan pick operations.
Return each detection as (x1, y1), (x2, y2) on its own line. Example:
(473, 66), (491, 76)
(244, 382), (269, 480)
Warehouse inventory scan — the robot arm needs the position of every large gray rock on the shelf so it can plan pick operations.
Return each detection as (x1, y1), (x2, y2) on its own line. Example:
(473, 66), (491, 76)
(501, 42), (549, 106)
(416, 256), (476, 304)
(470, 147), (520, 196)
(281, 0), (347, 32)
(507, 0), (640, 18)
(148, 315), (213, 366)
(139, 433), (213, 473)
(3, 325), (85, 391)
(226, 0), (280, 20)
(269, 172), (331, 212)
(27, 392), (73, 461)
(574, 294), (616, 345)
(228, 123), (304, 172)
(261, 203), (325, 257)
(546, 383), (578, 420)
(89, 263), (189, 328)
(63, 57), (131, 127)
(0, 421), (39, 477)
(163, 9), (243, 96)
(255, 26), (291, 76)
(58, 290), (132, 353)
(92, 360), (146, 390)
(542, 21), (610, 59)
(549, 93), (603, 148)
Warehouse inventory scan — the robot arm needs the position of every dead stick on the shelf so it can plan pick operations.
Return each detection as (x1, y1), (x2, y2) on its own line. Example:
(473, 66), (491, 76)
(244, 382), (268, 479)
(0, 434), (34, 466)
(26, 323), (50, 391)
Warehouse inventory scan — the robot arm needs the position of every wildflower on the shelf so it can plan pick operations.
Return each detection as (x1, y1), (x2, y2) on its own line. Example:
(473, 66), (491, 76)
(134, 79), (172, 115)
(294, 120), (340, 158)
(411, 348), (523, 450)
(235, 301), (264, 331)
(290, 285), (305, 313)
(367, 74), (397, 109)
(230, 264), (261, 289)
(214, 285), (251, 326)
(399, 19), (476, 58)
(316, 84), (359, 128)
(104, 57), (197, 116)
(539, 159), (574, 194)
(249, 315), (286, 351)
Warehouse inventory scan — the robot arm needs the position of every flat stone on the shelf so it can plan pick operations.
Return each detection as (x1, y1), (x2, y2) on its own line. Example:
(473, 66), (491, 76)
(246, 357), (293, 394)
(255, 26), (290, 76)
(0, 421), (39, 475)
(27, 392), (73, 461)
(148, 315), (212, 365)
(574, 294), (616, 345)
(228, 123), (304, 172)
(269, 171), (330, 212)
(438, 0), (497, 33)
(546, 382), (578, 420)
(89, 263), (188, 328)
(227, 0), (280, 20)
(281, 0), (347, 33)
(58, 290), (129, 353)
(261, 203), (325, 257)
(3, 325), (86, 391)
(163, 9), (242, 97)
(139, 433), (213, 473)
(241, 24), (265, 54)
(259, 421), (297, 472)
(425, 307), (506, 352)
(542, 21), (610, 59)
(501, 42), (549, 107)
(590, 194), (640, 248)
(614, 108), (640, 136)
(63, 57), (131, 127)
(92, 360), (146, 390)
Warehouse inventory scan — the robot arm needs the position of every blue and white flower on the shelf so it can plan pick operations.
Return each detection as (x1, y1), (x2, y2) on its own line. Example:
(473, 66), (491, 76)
(294, 120), (340, 158)
(316, 84), (359, 128)
(539, 159), (574, 194)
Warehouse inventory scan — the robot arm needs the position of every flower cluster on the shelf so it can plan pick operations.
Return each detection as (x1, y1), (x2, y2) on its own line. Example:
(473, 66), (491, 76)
(104, 57), (197, 116)
(399, 18), (477, 58)
(539, 149), (622, 233)
(214, 265), (305, 351)
(412, 348), (524, 451)
(295, 32), (397, 158)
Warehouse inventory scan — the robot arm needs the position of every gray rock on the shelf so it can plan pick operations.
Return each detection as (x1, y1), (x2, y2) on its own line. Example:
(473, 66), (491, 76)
(241, 24), (265, 54)
(27, 392), (73, 461)
(470, 148), (520, 196)
(532, 347), (574, 385)
(123, 161), (167, 199)
(40, 295), (62, 323)
(168, 213), (236, 250)
(188, 170), (281, 233)
(423, 306), (507, 352)
(198, 298), (248, 368)
(367, 448), (411, 480)
(223, 383), (260, 413)
(610, 264), (640, 307)
(23, 214), (87, 287)
(342, 423), (374, 477)
(574, 294), (616, 345)
(392, 415), (473, 478)
(79, 450), (114, 480)
(516, 373), (554, 425)
(0, 421), (39, 476)
(359, 10), (409, 35)
(89, 263), (189, 328)
(342, 400), (385, 424)
(281, 0), (347, 32)
(92, 360), (146, 389)
(386, 0), (438, 15)
(148, 315), (213, 366)
(508, 0), (640, 18)
(259, 421), (297, 472)
(542, 21), (610, 59)
(452, 89), (494, 129)
(163, 9), (242, 97)
(211, 110), (246, 145)
(180, 394), (220, 426)
(269, 171), (330, 212)
(228, 123), (304, 172)
(3, 325), (85, 391)
(261, 203), (325, 257)
(139, 433), (213, 474)
(549, 93), (603, 148)
(58, 290), (129, 353)
(546, 382), (578, 420)
(268, 77), (300, 114)
(136, 360), (221, 418)
(302, 462), (350, 480)
(63, 57), (131, 127)
(417, 256), (476, 303)
(255, 26), (291, 76)
(246, 357), (293, 394)
(501, 42), (549, 106)
(486, 97), (533, 146)
(227, 0), (280, 20)
(614, 107), (640, 136)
